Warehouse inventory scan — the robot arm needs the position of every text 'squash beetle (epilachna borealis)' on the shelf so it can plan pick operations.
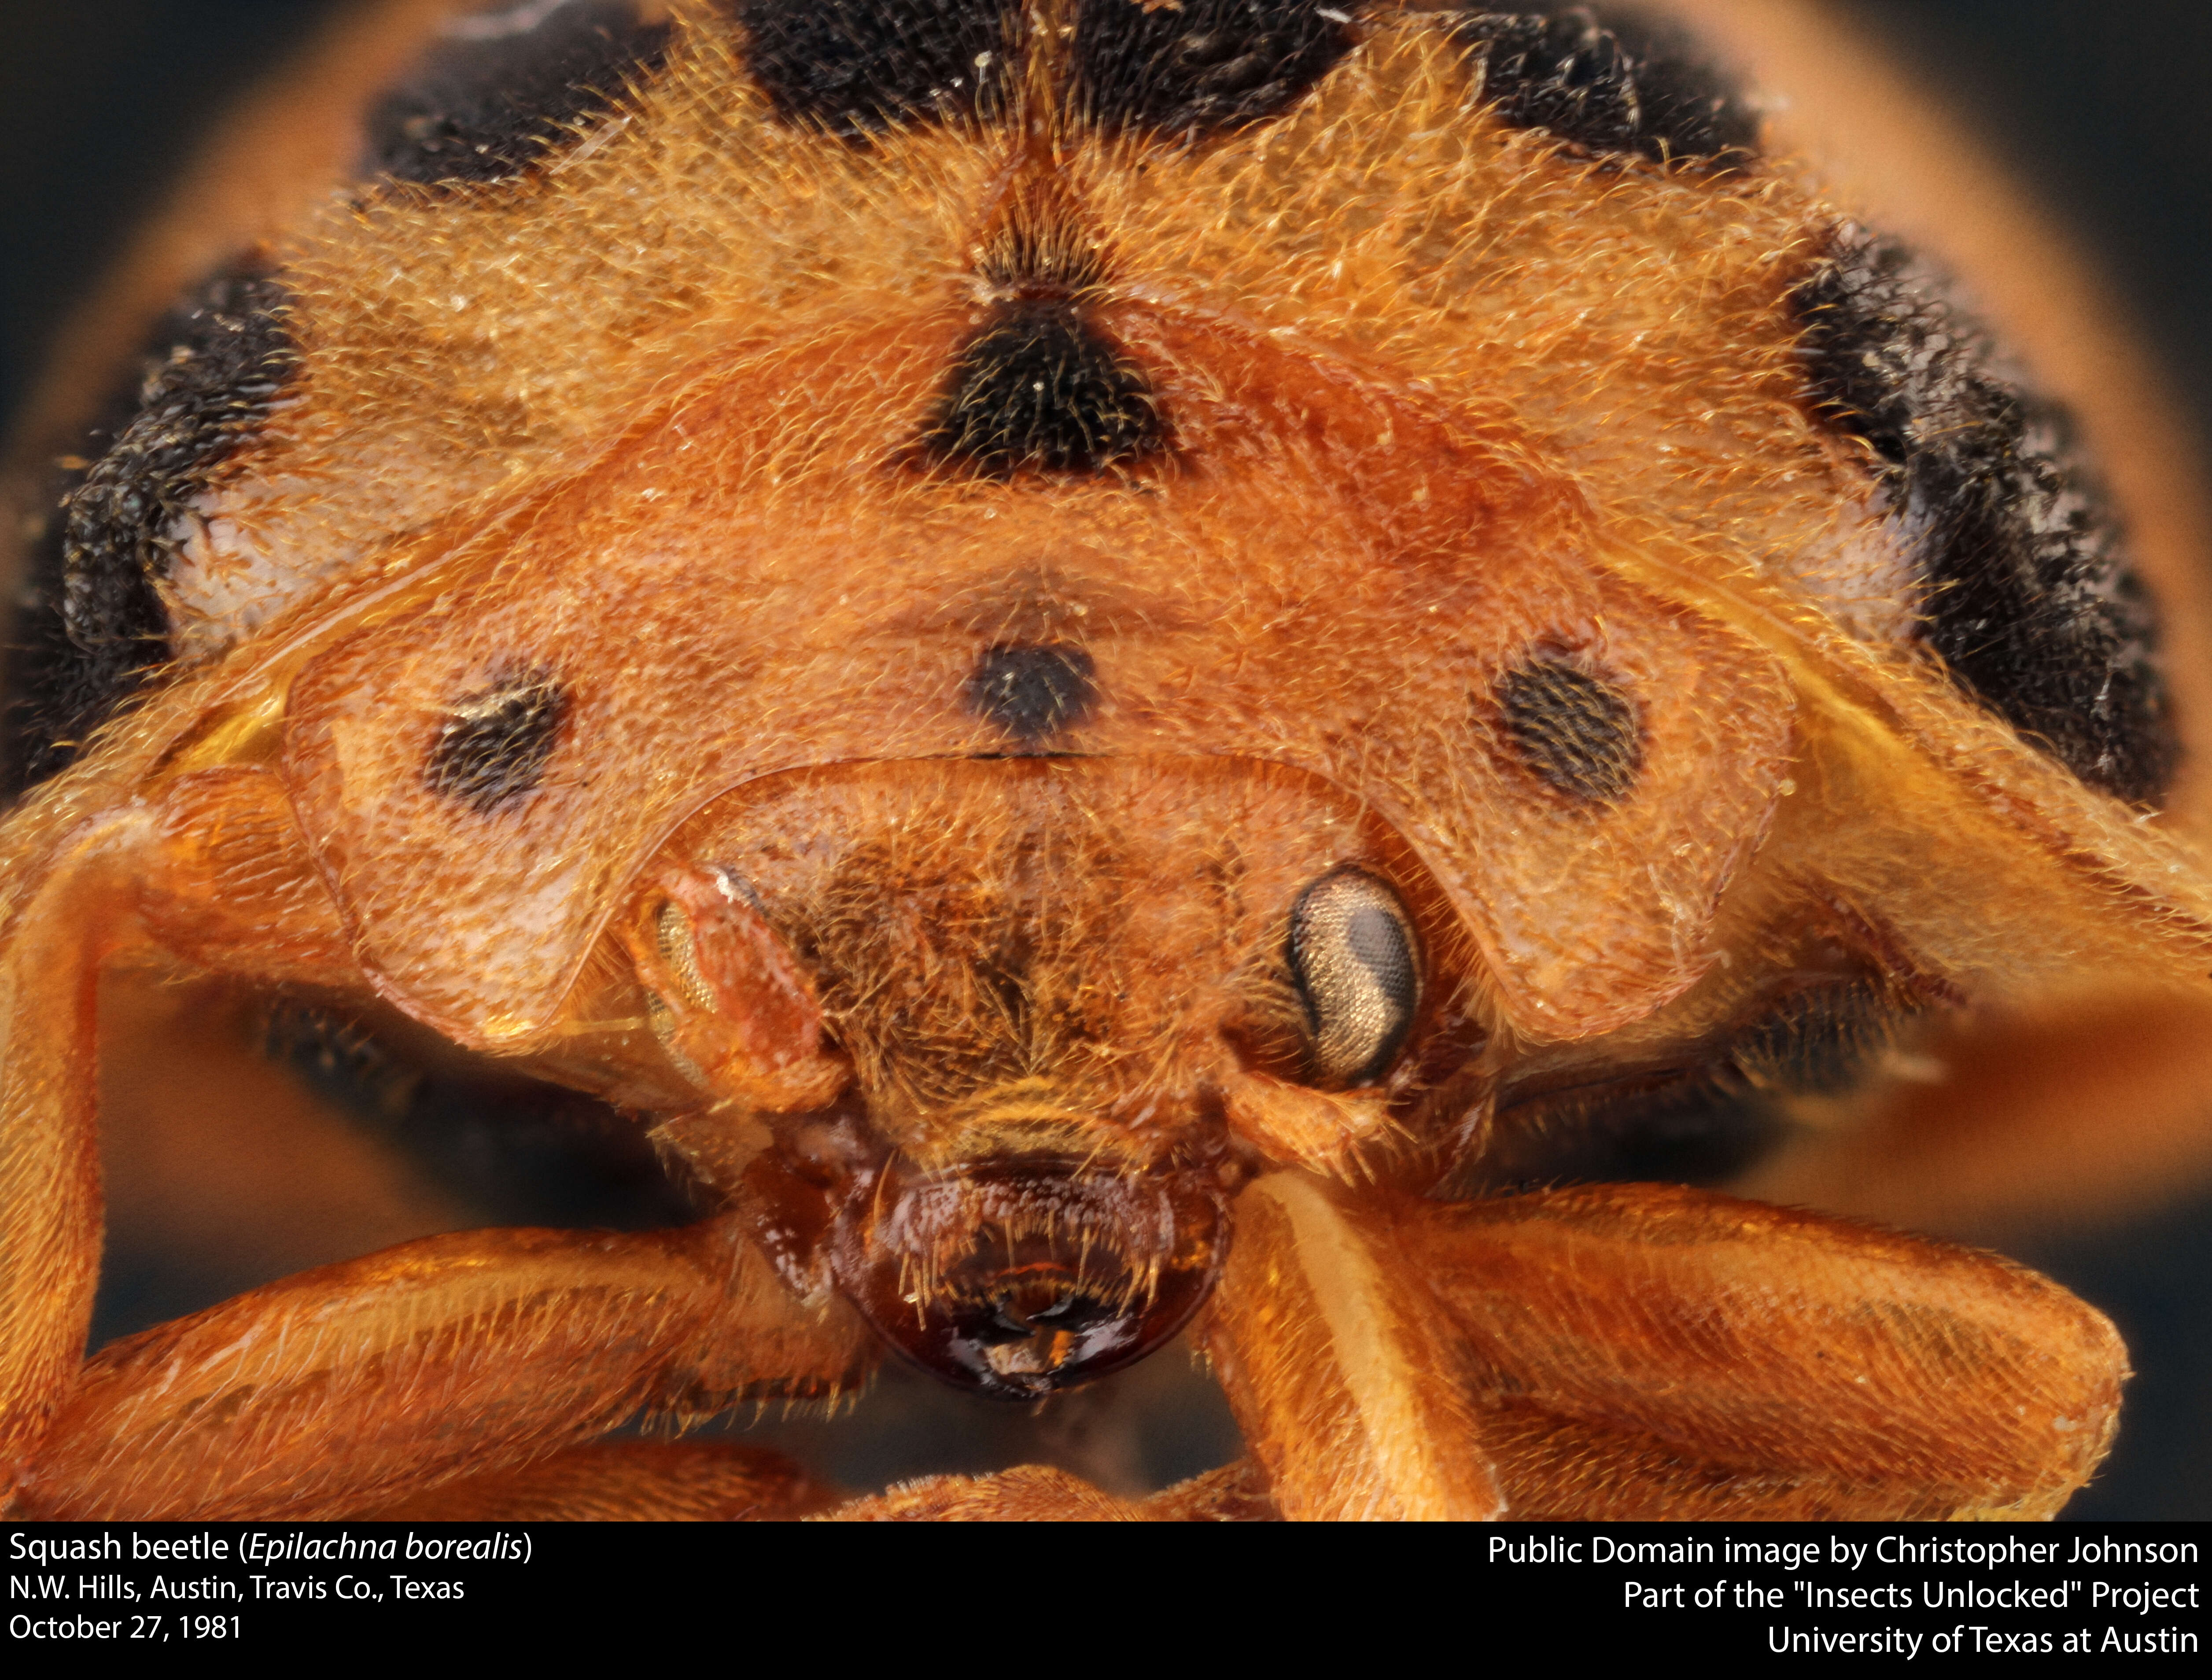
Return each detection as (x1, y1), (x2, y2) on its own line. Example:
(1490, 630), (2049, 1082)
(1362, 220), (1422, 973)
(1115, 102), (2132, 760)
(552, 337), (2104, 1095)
(4, 0), (2212, 1520)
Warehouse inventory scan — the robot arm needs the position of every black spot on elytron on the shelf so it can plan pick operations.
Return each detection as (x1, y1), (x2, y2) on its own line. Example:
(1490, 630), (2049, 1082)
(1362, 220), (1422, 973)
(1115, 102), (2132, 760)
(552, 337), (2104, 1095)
(1459, 6), (1759, 168)
(1792, 228), (2177, 804)
(1072, 0), (1364, 140)
(731, 0), (1016, 139)
(1494, 658), (1642, 803)
(425, 667), (571, 814)
(922, 302), (1164, 476)
(964, 644), (1098, 745)
(362, 0), (671, 188)
(2, 268), (294, 796)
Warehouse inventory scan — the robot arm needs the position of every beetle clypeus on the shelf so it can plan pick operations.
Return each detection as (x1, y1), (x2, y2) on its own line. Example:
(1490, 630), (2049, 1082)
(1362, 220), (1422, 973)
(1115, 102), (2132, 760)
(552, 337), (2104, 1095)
(3, 0), (2209, 1521)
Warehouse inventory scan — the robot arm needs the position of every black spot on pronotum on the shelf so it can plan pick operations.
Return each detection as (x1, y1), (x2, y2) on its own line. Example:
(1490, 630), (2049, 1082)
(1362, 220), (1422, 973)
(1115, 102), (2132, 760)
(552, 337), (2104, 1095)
(1460, 6), (1759, 168)
(1287, 867), (1421, 1087)
(1792, 228), (2176, 803)
(732, 0), (1016, 139)
(363, 0), (673, 187)
(425, 667), (571, 813)
(922, 302), (1164, 476)
(1073, 0), (1363, 140)
(964, 643), (1098, 745)
(2, 268), (295, 795)
(1494, 658), (1642, 803)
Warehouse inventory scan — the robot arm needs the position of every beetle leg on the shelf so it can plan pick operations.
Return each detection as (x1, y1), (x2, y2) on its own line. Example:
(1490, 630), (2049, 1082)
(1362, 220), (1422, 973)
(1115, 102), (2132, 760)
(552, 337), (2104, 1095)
(137, 765), (358, 988)
(0, 807), (155, 1478)
(8, 1215), (873, 1519)
(1394, 1182), (2126, 1520)
(1135, 1459), (1276, 1521)
(1741, 980), (2212, 1239)
(816, 1461), (1276, 1522)
(367, 1440), (838, 1521)
(1196, 1172), (1505, 1521)
(820, 1465), (1143, 1522)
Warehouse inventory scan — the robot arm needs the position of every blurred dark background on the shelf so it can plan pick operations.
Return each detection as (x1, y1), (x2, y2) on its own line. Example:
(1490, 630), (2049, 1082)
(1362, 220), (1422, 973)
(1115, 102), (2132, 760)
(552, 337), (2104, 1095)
(2, 0), (2209, 1517)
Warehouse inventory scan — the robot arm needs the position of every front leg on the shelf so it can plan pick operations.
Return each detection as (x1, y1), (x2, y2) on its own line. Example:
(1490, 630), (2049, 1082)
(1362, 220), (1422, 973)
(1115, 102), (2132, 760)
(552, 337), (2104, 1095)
(10, 1215), (871, 1519)
(0, 804), (153, 1477)
(1398, 1183), (2125, 1520)
(1198, 1176), (2123, 1522)
(1198, 1173), (1504, 1521)
(819, 1461), (1276, 1521)
(4, 760), (404, 1481)
(370, 1440), (841, 1521)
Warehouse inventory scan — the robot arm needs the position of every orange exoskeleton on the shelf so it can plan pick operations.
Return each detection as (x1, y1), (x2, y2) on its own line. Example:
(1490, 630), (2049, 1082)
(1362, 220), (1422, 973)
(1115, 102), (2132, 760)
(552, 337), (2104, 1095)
(4, 0), (2208, 1520)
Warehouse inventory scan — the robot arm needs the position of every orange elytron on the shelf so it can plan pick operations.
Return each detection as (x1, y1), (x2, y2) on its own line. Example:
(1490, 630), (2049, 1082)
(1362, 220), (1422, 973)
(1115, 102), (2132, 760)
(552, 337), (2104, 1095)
(4, 1), (2206, 1519)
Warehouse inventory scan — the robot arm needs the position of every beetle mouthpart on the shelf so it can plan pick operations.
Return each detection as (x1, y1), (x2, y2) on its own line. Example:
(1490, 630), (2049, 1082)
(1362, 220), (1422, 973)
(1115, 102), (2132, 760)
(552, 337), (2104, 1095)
(838, 1153), (1229, 1401)
(621, 865), (847, 1112)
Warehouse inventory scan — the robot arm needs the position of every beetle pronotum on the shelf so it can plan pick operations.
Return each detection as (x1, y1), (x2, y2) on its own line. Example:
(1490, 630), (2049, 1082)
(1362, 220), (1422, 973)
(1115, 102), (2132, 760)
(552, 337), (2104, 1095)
(4, 0), (2211, 1521)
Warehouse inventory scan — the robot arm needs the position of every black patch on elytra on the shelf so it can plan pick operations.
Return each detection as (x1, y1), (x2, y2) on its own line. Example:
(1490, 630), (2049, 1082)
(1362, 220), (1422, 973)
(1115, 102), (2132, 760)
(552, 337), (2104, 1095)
(965, 644), (1098, 745)
(732, 0), (1015, 139)
(362, 0), (671, 187)
(2, 269), (294, 796)
(1494, 658), (1642, 803)
(922, 301), (1164, 476)
(267, 1002), (695, 1231)
(1793, 229), (2176, 803)
(425, 667), (571, 813)
(1073, 0), (1363, 140)
(1460, 6), (1759, 167)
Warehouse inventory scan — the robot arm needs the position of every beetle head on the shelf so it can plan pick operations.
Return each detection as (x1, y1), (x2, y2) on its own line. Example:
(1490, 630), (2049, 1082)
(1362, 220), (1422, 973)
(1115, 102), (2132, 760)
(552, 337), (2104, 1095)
(627, 757), (1445, 1397)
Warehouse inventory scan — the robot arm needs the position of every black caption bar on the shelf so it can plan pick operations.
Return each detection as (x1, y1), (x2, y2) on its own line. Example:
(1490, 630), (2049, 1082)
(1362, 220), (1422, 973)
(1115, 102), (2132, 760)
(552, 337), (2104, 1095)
(2, 1521), (2205, 1656)
(1480, 1525), (2204, 1658)
(5, 1524), (532, 1650)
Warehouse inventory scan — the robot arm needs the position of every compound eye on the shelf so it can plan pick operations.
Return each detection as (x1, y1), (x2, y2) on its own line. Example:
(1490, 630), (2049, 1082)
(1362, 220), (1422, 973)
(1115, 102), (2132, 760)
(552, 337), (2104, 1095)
(1287, 868), (1422, 1087)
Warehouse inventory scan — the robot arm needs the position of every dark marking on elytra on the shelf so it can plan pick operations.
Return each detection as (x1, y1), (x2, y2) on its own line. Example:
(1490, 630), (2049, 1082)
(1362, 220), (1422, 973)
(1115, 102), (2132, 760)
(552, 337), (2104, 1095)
(426, 667), (571, 814)
(1460, 6), (1759, 168)
(362, 0), (672, 188)
(1494, 658), (1642, 803)
(922, 302), (1164, 476)
(964, 644), (1099, 745)
(1073, 0), (1364, 140)
(2, 268), (294, 796)
(1792, 228), (2176, 804)
(731, 0), (1016, 139)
